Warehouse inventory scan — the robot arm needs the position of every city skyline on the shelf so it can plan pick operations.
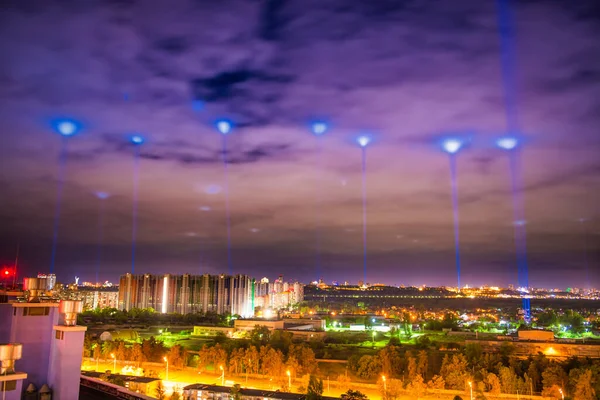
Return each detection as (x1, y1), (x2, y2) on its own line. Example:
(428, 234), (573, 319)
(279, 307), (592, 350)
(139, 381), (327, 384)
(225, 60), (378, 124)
(1, 0), (599, 288)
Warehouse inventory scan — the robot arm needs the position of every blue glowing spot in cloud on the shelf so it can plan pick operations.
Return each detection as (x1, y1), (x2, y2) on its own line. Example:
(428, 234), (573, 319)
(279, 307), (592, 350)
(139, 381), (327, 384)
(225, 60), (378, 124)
(95, 192), (110, 199)
(204, 185), (222, 195)
(52, 118), (81, 136)
(192, 100), (204, 112)
(441, 138), (463, 154)
(311, 121), (328, 136)
(356, 135), (371, 147)
(496, 137), (518, 150)
(215, 119), (233, 135)
(250, 228), (260, 233)
(199, 206), (211, 211)
(130, 135), (144, 145)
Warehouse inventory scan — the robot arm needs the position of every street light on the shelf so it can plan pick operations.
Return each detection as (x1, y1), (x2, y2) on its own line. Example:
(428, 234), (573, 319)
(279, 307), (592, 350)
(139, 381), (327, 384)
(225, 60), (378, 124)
(468, 381), (473, 400)
(219, 365), (224, 386)
(286, 369), (291, 389)
(558, 388), (564, 400)
(163, 356), (169, 381)
(382, 375), (387, 391)
(110, 353), (116, 372)
(372, 330), (376, 345)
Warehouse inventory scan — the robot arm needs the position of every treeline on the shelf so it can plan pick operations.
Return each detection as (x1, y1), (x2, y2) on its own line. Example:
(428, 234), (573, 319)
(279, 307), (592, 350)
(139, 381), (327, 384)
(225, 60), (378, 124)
(346, 341), (599, 399)
(78, 307), (229, 326)
(86, 336), (187, 368)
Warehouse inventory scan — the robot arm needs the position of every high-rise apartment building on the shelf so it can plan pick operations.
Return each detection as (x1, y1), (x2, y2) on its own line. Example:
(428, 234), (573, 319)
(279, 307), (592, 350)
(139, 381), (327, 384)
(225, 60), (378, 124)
(78, 287), (119, 310)
(118, 273), (255, 317)
(253, 276), (304, 310)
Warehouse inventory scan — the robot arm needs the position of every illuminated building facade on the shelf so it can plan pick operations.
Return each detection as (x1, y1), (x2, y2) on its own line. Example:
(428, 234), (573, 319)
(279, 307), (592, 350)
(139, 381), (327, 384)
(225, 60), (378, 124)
(79, 287), (119, 310)
(118, 273), (254, 317)
(254, 276), (304, 310)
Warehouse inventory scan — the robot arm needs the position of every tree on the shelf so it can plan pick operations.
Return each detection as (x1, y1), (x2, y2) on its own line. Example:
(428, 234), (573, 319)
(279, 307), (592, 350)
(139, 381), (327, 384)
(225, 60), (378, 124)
(155, 381), (166, 400)
(417, 350), (428, 378)
(499, 366), (519, 394)
(341, 389), (368, 400)
(452, 397), (463, 400)
(229, 348), (244, 375)
(465, 343), (483, 365)
(485, 373), (501, 395)
(169, 391), (181, 400)
(131, 343), (144, 367)
(115, 341), (126, 362)
(167, 345), (186, 369)
(307, 375), (324, 400)
(428, 375), (445, 390)
(573, 369), (595, 400)
(378, 345), (402, 377)
(250, 325), (271, 346)
(230, 384), (242, 400)
(101, 341), (113, 360)
(542, 363), (567, 396)
(245, 346), (260, 375)
(406, 374), (426, 399)
(406, 357), (418, 382)
(289, 344), (317, 376)
(356, 355), (381, 379)
(262, 347), (285, 377)
(440, 354), (469, 390)
(381, 378), (402, 400)
(92, 343), (101, 361)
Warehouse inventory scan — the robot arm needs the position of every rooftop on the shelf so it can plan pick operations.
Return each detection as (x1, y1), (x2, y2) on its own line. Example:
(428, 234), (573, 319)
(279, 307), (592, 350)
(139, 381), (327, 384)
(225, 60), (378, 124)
(183, 383), (339, 399)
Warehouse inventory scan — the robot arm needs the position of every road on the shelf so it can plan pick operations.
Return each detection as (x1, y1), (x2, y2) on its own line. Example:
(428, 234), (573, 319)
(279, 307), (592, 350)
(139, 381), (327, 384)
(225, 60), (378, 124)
(82, 359), (387, 399)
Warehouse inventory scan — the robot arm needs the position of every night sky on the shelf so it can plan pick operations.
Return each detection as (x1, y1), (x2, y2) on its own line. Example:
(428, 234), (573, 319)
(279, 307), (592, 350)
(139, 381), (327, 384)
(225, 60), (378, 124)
(0, 0), (598, 288)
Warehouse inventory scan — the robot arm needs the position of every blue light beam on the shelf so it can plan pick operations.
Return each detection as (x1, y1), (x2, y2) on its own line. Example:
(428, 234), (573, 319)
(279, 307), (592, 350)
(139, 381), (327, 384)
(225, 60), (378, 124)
(130, 136), (144, 274)
(497, 0), (531, 322)
(357, 135), (371, 284)
(448, 153), (462, 290)
(217, 120), (234, 275)
(49, 119), (80, 274)
(95, 192), (109, 284)
(311, 122), (328, 281)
